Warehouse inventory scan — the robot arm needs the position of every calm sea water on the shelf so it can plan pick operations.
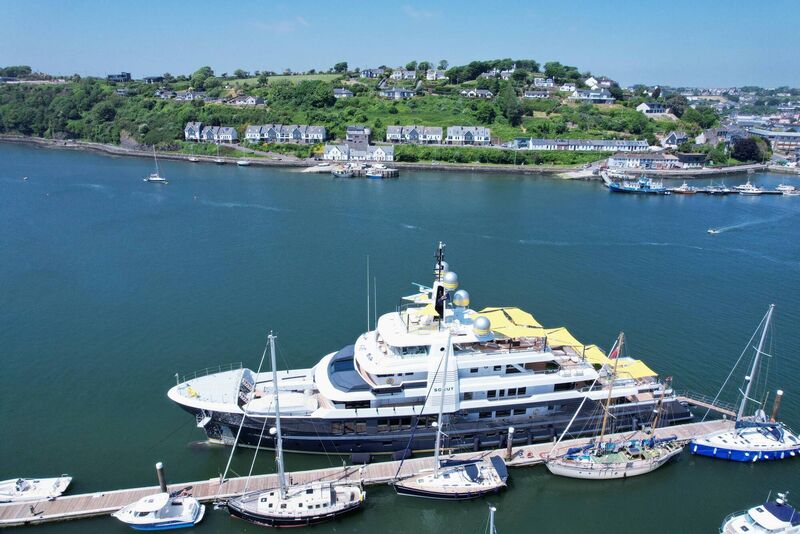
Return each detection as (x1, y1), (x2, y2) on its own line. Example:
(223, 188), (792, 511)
(1, 142), (799, 533)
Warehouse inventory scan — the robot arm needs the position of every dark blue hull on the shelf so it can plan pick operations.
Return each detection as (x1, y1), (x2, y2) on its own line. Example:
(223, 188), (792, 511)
(608, 183), (669, 195)
(689, 442), (800, 462)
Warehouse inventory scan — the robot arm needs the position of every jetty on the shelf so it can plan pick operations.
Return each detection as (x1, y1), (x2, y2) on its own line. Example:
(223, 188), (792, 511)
(0, 419), (733, 528)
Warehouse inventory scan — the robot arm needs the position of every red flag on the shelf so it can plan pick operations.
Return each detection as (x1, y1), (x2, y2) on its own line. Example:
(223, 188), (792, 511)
(608, 340), (620, 360)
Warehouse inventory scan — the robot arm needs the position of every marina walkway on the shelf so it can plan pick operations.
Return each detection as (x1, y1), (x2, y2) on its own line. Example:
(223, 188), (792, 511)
(0, 419), (733, 527)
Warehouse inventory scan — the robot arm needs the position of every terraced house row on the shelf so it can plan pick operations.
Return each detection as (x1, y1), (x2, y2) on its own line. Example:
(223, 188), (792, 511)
(385, 125), (491, 146)
(244, 124), (327, 144)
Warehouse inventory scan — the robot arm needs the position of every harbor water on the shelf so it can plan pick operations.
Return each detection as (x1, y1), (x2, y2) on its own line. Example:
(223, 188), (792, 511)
(1, 142), (799, 533)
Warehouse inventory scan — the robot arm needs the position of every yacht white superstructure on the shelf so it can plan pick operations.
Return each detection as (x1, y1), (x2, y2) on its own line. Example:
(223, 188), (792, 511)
(168, 244), (691, 455)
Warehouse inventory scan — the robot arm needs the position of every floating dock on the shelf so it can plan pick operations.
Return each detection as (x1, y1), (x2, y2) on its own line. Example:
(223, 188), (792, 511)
(0, 419), (733, 528)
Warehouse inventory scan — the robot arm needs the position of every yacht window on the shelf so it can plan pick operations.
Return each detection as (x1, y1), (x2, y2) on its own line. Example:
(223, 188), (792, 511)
(499, 390), (506, 398)
(508, 388), (517, 396)
(377, 419), (388, 432)
(401, 417), (412, 429)
(463, 392), (473, 401)
(496, 410), (511, 417)
(344, 422), (356, 433)
(518, 387), (527, 395)
(261, 498), (267, 502)
(479, 412), (492, 419)
(470, 368), (478, 373)
(487, 390), (497, 399)
(356, 422), (367, 434)
(280, 504), (287, 509)
(299, 503), (303, 507)
(331, 423), (344, 435)
(506, 365), (521, 374)
(493, 365), (502, 371)
(268, 503), (273, 508)
(344, 401), (371, 409)
(306, 489), (314, 494)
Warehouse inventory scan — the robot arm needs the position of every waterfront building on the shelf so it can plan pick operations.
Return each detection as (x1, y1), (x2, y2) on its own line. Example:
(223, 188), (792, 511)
(569, 88), (615, 104)
(608, 152), (680, 169)
(322, 144), (394, 162)
(243, 124), (326, 144)
(514, 138), (649, 152)
(184, 122), (203, 142)
(748, 127), (800, 153)
(346, 125), (371, 149)
(662, 131), (689, 148)
(386, 125), (443, 144)
(446, 126), (491, 146)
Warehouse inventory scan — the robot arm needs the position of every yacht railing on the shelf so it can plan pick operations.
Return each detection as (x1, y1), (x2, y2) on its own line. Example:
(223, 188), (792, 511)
(177, 362), (243, 384)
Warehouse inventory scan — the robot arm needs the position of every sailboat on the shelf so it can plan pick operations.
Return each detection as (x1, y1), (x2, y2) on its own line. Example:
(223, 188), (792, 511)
(545, 333), (684, 479)
(393, 332), (508, 500)
(188, 143), (199, 163)
(225, 333), (365, 527)
(214, 145), (225, 165)
(143, 147), (168, 184)
(690, 305), (800, 462)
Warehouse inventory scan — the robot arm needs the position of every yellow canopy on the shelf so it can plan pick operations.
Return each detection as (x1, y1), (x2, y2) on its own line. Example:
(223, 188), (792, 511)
(504, 308), (542, 327)
(616, 359), (658, 379)
(473, 309), (515, 329)
(410, 304), (439, 317)
(476, 307), (542, 329)
(544, 327), (584, 349)
(583, 344), (611, 366)
(402, 292), (431, 304)
(493, 325), (546, 339)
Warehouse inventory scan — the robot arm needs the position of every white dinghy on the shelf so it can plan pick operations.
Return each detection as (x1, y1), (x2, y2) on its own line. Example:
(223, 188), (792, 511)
(0, 475), (72, 503)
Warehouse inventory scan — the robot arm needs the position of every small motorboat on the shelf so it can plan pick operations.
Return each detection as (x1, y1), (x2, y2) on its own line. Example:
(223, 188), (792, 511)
(236, 159), (251, 167)
(608, 176), (670, 195)
(708, 228), (719, 235)
(735, 180), (763, 195)
(776, 183), (796, 193)
(187, 157), (199, 163)
(332, 168), (353, 178)
(0, 475), (72, 503)
(720, 491), (799, 533)
(365, 170), (383, 179)
(783, 190), (800, 196)
(672, 181), (697, 194)
(112, 492), (205, 530)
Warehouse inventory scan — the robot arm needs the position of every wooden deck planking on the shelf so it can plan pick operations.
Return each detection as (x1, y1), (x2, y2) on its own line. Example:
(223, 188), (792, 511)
(0, 419), (733, 527)
(677, 396), (737, 418)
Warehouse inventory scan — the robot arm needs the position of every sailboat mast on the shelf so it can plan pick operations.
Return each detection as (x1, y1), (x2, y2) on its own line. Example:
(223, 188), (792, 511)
(599, 332), (624, 442)
(433, 331), (451, 477)
(269, 333), (286, 499)
(153, 146), (160, 174)
(737, 304), (775, 421)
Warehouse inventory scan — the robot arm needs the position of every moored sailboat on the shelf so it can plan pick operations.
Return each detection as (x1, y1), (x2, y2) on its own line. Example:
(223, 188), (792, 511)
(690, 305), (800, 462)
(143, 147), (168, 184)
(545, 333), (683, 479)
(225, 333), (365, 527)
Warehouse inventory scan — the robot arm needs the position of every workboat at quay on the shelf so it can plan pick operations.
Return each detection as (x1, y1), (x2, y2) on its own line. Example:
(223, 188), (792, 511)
(671, 181), (698, 194)
(112, 492), (205, 530)
(721, 492), (799, 534)
(607, 176), (670, 195)
(690, 305), (800, 462)
(168, 243), (692, 455)
(735, 180), (764, 195)
(0, 475), (72, 503)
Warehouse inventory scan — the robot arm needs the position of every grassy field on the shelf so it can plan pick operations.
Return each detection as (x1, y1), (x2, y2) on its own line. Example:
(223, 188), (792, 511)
(229, 73), (341, 87)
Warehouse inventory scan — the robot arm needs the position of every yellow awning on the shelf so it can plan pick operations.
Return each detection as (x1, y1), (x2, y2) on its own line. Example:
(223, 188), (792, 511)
(476, 307), (541, 329)
(402, 292), (431, 304)
(616, 359), (658, 379)
(504, 308), (542, 327)
(493, 325), (546, 339)
(473, 309), (515, 329)
(583, 344), (611, 366)
(410, 304), (439, 317)
(545, 327), (584, 349)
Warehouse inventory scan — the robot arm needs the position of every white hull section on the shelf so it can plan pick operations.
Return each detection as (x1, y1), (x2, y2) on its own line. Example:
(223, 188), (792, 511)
(545, 446), (682, 480)
(0, 476), (72, 503)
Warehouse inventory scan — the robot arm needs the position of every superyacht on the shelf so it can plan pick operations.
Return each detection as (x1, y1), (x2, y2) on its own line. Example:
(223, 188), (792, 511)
(168, 244), (692, 454)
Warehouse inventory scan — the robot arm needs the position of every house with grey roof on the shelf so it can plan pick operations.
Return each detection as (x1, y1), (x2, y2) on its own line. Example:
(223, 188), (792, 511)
(184, 122), (203, 141)
(245, 125), (264, 143)
(175, 90), (206, 101)
(386, 125), (443, 144)
(346, 125), (371, 148)
(217, 127), (239, 142)
(569, 88), (615, 104)
(245, 124), (326, 144)
(333, 88), (354, 99)
(360, 68), (385, 78)
(534, 77), (554, 88)
(426, 69), (448, 81)
(322, 143), (394, 162)
(200, 126), (220, 142)
(636, 102), (667, 115)
(662, 131), (688, 148)
(379, 87), (414, 100)
(512, 137), (649, 152)
(523, 91), (549, 99)
(445, 126), (492, 146)
(608, 152), (679, 169)
(228, 95), (264, 106)
(391, 68), (417, 80)
(460, 89), (493, 99)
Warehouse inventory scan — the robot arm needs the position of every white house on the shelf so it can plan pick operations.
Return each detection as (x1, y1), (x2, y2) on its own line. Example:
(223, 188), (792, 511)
(636, 102), (667, 114)
(662, 131), (688, 148)
(391, 68), (417, 80)
(380, 87), (414, 100)
(426, 69), (448, 81)
(244, 124), (327, 144)
(515, 138), (649, 152)
(460, 89), (493, 99)
(245, 125), (263, 143)
(446, 126), (491, 146)
(583, 76), (599, 89)
(608, 152), (679, 169)
(228, 95), (264, 106)
(386, 125), (443, 144)
(217, 127), (238, 142)
(523, 91), (549, 99)
(201, 126), (220, 142)
(569, 88), (615, 104)
(560, 83), (576, 92)
(322, 144), (394, 161)
(184, 121), (203, 141)
(333, 88), (354, 99)
(534, 77), (554, 88)
(323, 144), (349, 161)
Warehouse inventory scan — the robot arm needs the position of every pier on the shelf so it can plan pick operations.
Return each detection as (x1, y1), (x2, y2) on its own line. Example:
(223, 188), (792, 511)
(0, 419), (733, 528)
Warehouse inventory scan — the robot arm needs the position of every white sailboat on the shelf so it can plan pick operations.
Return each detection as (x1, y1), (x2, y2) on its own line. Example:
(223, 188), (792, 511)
(545, 333), (683, 479)
(143, 147), (168, 184)
(393, 332), (508, 500)
(0, 475), (72, 503)
(214, 145), (225, 165)
(225, 333), (365, 527)
(690, 305), (800, 462)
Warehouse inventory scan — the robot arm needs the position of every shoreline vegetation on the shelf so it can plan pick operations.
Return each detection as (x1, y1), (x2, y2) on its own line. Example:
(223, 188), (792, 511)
(1, 134), (779, 178)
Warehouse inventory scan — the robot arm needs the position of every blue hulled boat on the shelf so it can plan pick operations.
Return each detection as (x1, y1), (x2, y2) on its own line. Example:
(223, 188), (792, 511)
(608, 176), (670, 195)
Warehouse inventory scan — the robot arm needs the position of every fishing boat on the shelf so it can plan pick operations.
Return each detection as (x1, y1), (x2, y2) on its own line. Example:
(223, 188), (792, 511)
(237, 159), (251, 167)
(365, 170), (383, 179)
(704, 181), (734, 195)
(672, 181), (698, 194)
(776, 184), (796, 193)
(720, 491), (799, 533)
(0, 475), (72, 503)
(735, 180), (763, 195)
(331, 167), (353, 178)
(393, 334), (508, 500)
(168, 243), (692, 454)
(112, 492), (205, 530)
(225, 334), (365, 527)
(690, 305), (800, 462)
(708, 228), (720, 235)
(608, 176), (670, 195)
(545, 334), (684, 480)
(143, 147), (168, 184)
